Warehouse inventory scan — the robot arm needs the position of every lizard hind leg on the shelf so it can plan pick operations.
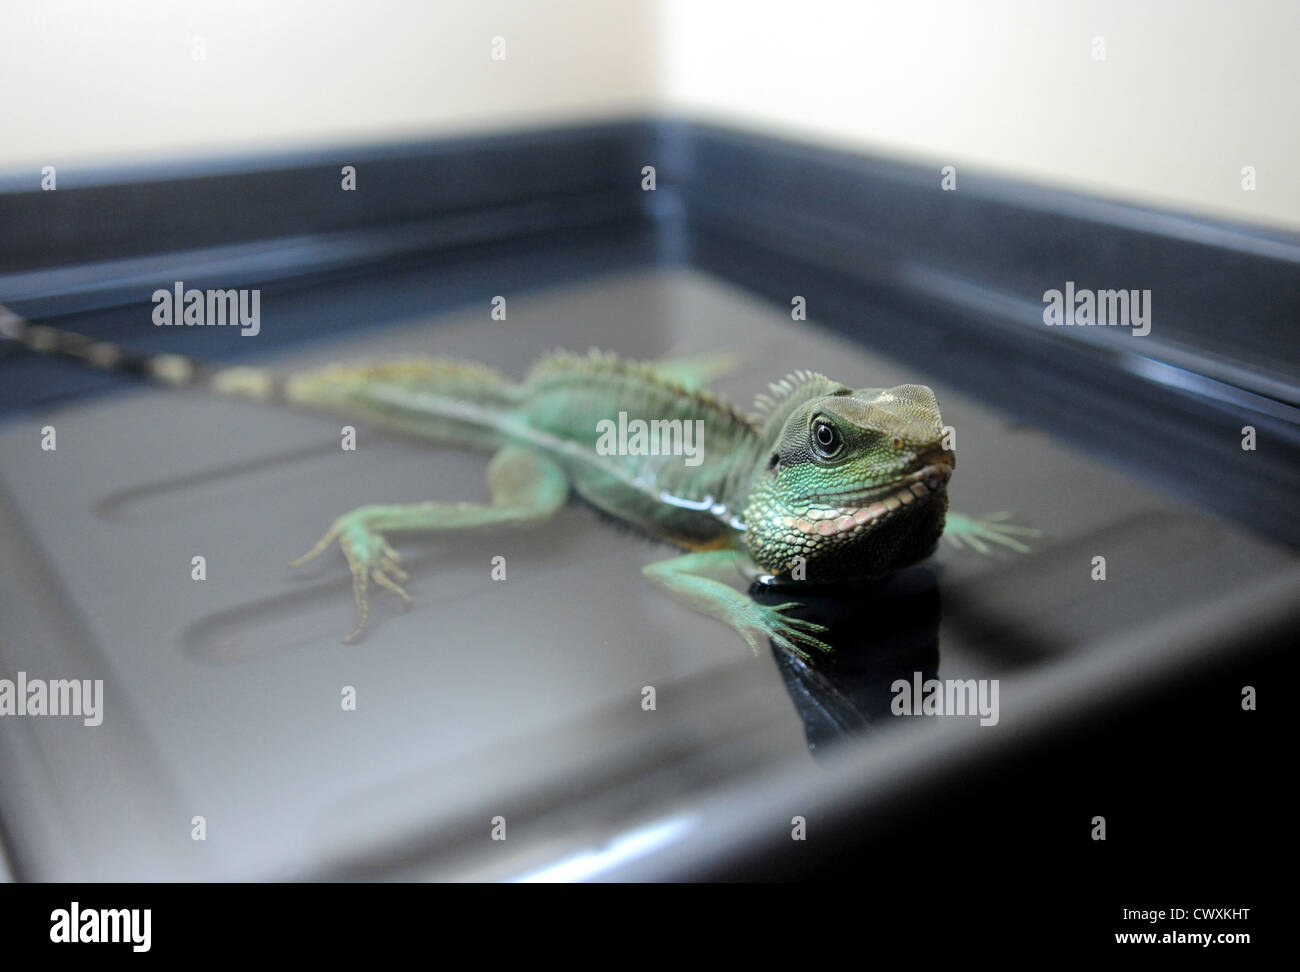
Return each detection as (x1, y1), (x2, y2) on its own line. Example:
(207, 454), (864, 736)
(290, 445), (568, 644)
(644, 349), (748, 391)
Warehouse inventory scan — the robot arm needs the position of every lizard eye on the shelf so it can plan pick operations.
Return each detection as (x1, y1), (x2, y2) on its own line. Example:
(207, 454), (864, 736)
(811, 419), (842, 460)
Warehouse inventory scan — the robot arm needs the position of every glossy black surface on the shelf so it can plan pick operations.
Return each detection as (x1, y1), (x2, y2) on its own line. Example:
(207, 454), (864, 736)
(0, 266), (1294, 880)
(1, 121), (1295, 884)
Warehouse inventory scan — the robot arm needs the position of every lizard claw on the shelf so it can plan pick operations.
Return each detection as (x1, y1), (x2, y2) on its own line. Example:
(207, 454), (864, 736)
(291, 515), (412, 643)
(288, 524), (341, 569)
(741, 601), (832, 659)
(944, 511), (1041, 555)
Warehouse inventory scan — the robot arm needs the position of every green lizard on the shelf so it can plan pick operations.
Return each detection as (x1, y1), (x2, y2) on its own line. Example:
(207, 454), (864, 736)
(1, 309), (1036, 655)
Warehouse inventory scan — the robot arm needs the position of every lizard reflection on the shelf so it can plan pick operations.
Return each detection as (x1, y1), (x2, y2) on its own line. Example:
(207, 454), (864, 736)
(751, 564), (940, 757)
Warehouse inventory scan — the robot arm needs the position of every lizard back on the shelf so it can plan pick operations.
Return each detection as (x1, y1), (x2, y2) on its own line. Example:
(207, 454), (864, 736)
(519, 350), (762, 548)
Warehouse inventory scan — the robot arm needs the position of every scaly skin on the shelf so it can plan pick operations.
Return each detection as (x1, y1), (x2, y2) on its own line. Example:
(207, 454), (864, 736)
(0, 308), (1037, 654)
(280, 350), (1033, 653)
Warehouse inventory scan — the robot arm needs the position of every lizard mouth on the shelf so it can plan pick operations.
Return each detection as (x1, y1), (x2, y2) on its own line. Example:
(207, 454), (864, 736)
(790, 454), (953, 540)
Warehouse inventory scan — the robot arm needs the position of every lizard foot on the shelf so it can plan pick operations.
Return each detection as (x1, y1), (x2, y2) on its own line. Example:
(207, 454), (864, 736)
(944, 511), (1041, 555)
(290, 511), (412, 644)
(738, 601), (831, 660)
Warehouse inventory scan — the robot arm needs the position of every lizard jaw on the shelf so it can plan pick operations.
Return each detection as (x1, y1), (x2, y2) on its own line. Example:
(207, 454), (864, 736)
(785, 470), (951, 537)
(789, 457), (953, 539)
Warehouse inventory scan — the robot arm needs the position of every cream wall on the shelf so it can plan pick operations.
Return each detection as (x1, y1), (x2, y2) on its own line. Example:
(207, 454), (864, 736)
(661, 0), (1299, 229)
(0, 0), (659, 167)
(2, 0), (1295, 229)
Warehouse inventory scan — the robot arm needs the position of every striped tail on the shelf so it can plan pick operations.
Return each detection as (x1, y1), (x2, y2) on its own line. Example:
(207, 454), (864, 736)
(0, 303), (282, 401)
(1, 303), (521, 444)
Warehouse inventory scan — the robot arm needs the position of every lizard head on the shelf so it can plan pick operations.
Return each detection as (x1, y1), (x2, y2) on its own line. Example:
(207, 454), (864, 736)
(742, 381), (953, 583)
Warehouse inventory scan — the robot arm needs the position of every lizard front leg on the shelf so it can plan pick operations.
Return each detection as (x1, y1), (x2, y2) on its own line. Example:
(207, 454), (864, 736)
(290, 445), (568, 643)
(642, 549), (831, 659)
